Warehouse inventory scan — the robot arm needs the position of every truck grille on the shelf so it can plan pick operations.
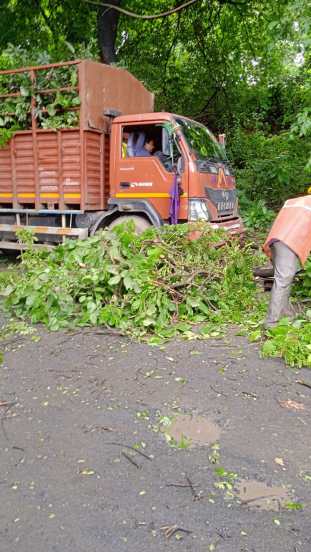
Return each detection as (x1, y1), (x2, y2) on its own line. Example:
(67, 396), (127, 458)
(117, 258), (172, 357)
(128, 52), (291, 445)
(205, 187), (236, 217)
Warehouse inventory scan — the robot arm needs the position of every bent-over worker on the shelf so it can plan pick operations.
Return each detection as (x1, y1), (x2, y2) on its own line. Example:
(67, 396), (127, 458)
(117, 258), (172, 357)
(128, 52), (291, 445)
(263, 195), (311, 329)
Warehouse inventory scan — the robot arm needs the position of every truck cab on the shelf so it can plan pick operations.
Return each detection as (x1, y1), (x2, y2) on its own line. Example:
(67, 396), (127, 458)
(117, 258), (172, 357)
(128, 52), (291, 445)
(109, 112), (243, 233)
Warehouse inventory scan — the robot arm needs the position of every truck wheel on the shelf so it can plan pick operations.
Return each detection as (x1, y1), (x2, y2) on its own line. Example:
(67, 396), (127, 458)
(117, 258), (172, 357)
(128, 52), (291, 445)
(0, 249), (20, 260)
(108, 215), (151, 234)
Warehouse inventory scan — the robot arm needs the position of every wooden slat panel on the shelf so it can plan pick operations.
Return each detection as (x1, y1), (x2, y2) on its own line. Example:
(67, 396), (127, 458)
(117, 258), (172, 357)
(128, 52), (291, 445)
(14, 135), (35, 198)
(0, 129), (106, 209)
(62, 132), (81, 197)
(0, 149), (12, 197)
(37, 133), (58, 193)
(85, 131), (101, 209)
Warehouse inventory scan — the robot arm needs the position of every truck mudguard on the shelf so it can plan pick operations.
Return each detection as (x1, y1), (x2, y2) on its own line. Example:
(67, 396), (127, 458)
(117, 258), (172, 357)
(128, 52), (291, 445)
(106, 199), (163, 227)
(89, 207), (119, 235)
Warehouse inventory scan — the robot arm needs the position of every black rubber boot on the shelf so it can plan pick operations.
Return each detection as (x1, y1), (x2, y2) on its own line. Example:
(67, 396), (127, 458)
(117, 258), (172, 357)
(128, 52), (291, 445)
(253, 266), (274, 278)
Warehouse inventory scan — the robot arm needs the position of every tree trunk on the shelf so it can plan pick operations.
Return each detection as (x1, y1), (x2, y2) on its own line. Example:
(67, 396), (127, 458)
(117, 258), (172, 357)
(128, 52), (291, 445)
(97, 0), (121, 64)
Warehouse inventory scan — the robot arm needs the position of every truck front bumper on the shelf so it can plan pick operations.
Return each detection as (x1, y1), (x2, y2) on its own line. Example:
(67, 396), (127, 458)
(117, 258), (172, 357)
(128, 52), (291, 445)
(209, 217), (245, 236)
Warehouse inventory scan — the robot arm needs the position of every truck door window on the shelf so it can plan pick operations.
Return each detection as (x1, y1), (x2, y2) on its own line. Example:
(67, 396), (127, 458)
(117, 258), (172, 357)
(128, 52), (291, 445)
(121, 125), (160, 158)
(121, 124), (181, 172)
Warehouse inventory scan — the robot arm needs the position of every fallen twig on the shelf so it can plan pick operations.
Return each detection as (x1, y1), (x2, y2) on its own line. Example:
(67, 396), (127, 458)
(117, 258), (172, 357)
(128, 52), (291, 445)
(170, 270), (211, 290)
(240, 494), (279, 505)
(279, 399), (305, 411)
(210, 385), (228, 397)
(14, 455), (25, 467)
(48, 371), (73, 379)
(161, 524), (192, 539)
(185, 474), (201, 501)
(296, 380), (311, 391)
(241, 391), (257, 399)
(121, 451), (141, 469)
(152, 279), (184, 299)
(166, 483), (199, 489)
(106, 442), (152, 461)
(211, 240), (226, 250)
(0, 401), (17, 441)
(0, 400), (12, 407)
(82, 424), (114, 433)
(68, 327), (126, 338)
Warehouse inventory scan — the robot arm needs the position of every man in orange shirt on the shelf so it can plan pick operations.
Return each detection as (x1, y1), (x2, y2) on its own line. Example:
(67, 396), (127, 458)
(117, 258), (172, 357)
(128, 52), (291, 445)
(263, 195), (311, 329)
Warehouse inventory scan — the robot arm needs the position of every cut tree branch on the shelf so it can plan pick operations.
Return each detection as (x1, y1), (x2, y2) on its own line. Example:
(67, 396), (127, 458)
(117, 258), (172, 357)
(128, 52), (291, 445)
(84, 0), (201, 19)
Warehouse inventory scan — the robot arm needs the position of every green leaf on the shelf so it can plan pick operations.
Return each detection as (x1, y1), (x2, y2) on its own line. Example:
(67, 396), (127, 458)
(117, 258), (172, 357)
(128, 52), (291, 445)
(108, 274), (121, 285)
(19, 86), (30, 96)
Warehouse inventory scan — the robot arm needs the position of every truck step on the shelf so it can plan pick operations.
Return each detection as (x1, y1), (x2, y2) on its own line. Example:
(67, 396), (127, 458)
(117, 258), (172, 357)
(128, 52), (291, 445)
(0, 240), (54, 251)
(0, 224), (88, 239)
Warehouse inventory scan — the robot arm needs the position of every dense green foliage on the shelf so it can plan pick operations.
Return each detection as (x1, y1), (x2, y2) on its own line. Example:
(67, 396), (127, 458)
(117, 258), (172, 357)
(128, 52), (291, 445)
(262, 317), (311, 368)
(259, 259), (311, 368)
(0, 60), (80, 142)
(238, 195), (275, 232)
(295, 257), (311, 298)
(229, 128), (311, 209)
(2, 224), (258, 338)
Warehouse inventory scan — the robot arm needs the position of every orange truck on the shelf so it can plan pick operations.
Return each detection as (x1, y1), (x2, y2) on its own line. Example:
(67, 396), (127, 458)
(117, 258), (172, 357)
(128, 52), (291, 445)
(0, 59), (243, 248)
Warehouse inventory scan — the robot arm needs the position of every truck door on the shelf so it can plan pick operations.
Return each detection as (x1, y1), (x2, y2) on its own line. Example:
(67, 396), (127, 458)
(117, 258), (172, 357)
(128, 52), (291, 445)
(111, 122), (188, 222)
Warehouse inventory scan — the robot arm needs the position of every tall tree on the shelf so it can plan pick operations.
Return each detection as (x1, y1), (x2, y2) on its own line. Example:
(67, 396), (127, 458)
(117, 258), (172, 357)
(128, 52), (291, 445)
(97, 0), (121, 63)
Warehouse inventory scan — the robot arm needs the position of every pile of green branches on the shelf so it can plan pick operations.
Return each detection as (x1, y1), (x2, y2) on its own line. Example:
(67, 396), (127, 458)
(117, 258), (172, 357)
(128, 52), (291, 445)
(4, 222), (311, 368)
(2, 223), (259, 339)
(0, 63), (79, 146)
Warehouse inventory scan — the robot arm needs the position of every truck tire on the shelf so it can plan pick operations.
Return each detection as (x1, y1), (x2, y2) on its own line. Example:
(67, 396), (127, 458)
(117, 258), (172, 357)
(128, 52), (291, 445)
(108, 215), (152, 234)
(0, 250), (20, 260)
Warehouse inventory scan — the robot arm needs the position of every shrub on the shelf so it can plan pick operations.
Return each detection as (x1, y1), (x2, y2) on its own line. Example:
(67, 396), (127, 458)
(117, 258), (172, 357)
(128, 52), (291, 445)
(228, 128), (311, 209)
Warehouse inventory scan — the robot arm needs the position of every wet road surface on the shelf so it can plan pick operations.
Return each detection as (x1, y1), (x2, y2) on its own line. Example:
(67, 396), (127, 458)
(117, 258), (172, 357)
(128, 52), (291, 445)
(0, 326), (310, 551)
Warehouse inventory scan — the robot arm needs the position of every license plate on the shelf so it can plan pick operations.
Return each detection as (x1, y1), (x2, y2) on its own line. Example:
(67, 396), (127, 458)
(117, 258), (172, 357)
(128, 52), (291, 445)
(217, 201), (235, 212)
(205, 187), (236, 214)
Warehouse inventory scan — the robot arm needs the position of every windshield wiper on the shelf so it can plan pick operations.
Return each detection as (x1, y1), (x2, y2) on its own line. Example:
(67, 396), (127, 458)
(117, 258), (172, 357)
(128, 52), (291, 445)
(206, 156), (226, 163)
(196, 156), (225, 165)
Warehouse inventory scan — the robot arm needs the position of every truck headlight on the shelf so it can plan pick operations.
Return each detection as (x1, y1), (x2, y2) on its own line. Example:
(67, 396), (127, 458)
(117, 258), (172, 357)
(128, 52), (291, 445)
(189, 199), (210, 221)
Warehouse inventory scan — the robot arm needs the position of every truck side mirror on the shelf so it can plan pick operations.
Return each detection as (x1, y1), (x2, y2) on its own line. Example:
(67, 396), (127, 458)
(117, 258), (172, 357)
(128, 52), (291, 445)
(218, 134), (226, 146)
(162, 127), (172, 156)
(177, 156), (184, 174)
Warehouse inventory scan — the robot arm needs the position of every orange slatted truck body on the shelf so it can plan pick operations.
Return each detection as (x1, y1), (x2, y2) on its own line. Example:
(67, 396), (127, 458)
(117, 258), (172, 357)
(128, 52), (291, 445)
(0, 59), (243, 248)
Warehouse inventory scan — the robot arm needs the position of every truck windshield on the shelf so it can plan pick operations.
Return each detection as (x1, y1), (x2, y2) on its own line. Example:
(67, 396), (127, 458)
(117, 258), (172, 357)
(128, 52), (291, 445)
(175, 117), (227, 163)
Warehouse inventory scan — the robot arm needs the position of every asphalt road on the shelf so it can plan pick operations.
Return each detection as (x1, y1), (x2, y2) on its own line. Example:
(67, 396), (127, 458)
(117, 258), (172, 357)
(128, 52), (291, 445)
(0, 326), (310, 552)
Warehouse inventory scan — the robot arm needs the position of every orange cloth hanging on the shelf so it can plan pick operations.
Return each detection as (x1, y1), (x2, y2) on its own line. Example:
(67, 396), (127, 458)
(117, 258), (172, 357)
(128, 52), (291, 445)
(263, 195), (311, 265)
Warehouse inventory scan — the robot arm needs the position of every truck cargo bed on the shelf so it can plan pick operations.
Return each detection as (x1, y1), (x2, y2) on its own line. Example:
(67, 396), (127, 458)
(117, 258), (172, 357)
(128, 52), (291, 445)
(0, 128), (108, 211)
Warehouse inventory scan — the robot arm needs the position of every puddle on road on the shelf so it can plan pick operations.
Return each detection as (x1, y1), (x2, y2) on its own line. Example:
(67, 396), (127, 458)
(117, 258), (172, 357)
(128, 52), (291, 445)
(166, 415), (221, 447)
(235, 479), (290, 511)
